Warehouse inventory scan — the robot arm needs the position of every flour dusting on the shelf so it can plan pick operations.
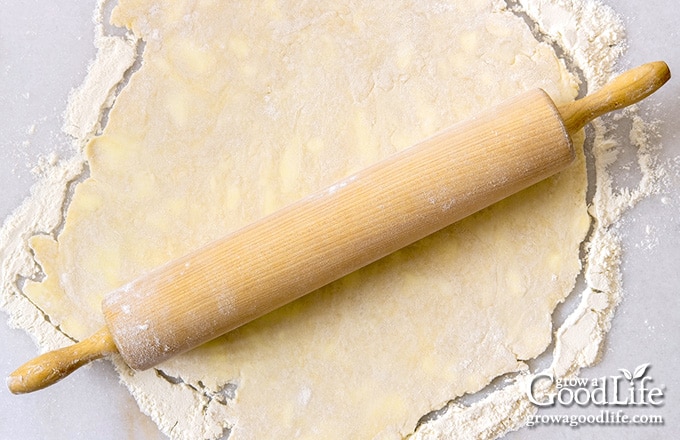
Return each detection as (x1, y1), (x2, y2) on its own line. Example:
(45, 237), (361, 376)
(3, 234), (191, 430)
(0, 0), (665, 439)
(410, 1), (666, 437)
(1, 1), (136, 352)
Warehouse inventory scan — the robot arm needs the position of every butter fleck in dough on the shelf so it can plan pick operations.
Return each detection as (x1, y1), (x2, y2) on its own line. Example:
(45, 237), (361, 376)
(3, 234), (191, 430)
(24, 1), (588, 438)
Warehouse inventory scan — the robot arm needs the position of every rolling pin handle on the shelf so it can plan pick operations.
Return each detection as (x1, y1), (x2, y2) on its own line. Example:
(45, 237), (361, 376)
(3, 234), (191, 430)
(558, 61), (671, 135)
(6, 326), (117, 394)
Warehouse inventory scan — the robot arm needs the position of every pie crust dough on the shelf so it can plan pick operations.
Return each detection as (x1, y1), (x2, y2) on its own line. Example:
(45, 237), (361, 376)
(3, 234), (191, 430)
(24, 1), (589, 438)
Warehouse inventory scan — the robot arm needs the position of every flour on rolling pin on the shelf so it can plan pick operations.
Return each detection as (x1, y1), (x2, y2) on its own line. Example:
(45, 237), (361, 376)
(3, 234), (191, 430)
(0, 1), (668, 438)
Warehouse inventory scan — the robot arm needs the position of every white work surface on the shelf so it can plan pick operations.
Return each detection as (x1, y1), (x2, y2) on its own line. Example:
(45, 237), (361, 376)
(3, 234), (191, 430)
(1, 1), (678, 439)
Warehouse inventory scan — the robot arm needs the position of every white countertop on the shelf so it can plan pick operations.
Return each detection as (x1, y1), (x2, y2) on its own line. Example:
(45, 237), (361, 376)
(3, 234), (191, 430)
(1, 1), (678, 439)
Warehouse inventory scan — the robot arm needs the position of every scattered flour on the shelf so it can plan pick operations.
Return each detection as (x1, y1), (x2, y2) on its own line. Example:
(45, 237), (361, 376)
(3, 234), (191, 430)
(0, 0), (666, 439)
(411, 1), (666, 437)
(0, 0), (137, 365)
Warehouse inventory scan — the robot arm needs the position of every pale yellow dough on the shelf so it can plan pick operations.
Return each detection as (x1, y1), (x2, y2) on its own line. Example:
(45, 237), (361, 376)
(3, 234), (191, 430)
(24, 0), (589, 438)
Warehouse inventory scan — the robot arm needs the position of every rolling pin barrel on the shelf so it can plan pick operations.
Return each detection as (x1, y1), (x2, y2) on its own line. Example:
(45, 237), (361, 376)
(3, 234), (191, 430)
(102, 89), (573, 370)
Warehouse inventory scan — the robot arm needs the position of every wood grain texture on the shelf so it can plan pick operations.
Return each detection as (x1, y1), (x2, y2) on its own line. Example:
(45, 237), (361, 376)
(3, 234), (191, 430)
(102, 89), (574, 370)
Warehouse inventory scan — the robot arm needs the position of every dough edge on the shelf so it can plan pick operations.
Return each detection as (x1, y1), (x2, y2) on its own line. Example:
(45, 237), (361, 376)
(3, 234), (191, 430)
(0, 0), (637, 439)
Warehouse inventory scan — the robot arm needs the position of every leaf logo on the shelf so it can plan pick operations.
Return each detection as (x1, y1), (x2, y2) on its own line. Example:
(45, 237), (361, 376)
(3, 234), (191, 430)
(619, 363), (650, 385)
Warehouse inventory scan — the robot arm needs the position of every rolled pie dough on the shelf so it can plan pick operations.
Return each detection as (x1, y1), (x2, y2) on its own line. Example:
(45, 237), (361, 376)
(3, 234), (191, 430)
(24, 0), (589, 438)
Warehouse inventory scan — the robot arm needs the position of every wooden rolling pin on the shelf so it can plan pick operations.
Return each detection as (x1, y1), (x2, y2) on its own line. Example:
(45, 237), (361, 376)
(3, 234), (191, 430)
(7, 61), (670, 394)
